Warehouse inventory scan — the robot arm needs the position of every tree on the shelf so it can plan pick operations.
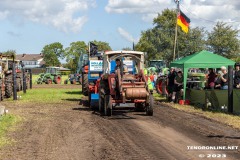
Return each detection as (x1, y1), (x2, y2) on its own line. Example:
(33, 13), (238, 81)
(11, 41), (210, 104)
(90, 40), (112, 51)
(64, 41), (87, 72)
(42, 42), (64, 67)
(1, 50), (16, 58)
(207, 22), (240, 59)
(135, 9), (206, 64)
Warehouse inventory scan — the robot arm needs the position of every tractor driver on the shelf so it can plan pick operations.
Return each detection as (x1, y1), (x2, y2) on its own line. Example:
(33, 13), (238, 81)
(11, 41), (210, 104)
(115, 58), (129, 75)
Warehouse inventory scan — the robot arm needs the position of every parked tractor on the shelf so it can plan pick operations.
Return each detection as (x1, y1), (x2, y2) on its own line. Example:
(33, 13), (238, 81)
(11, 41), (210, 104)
(81, 52), (102, 96)
(65, 73), (82, 84)
(65, 53), (89, 85)
(0, 55), (23, 100)
(37, 67), (61, 84)
(86, 50), (153, 116)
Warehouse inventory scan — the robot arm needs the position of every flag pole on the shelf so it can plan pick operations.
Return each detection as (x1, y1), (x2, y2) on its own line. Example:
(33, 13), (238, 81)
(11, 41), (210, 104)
(173, 0), (180, 61)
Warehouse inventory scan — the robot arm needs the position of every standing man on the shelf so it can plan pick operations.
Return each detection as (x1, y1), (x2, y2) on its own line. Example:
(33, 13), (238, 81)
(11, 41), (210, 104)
(167, 67), (177, 101)
(234, 63), (240, 88)
(171, 71), (183, 102)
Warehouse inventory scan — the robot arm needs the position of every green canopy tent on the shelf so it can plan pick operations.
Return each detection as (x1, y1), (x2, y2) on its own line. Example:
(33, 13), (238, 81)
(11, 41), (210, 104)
(170, 50), (235, 100)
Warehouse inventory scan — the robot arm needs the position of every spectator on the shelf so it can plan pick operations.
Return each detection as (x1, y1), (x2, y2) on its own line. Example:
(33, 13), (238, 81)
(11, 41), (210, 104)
(214, 71), (222, 89)
(219, 66), (228, 90)
(234, 63), (240, 88)
(207, 68), (216, 89)
(167, 67), (177, 101)
(171, 71), (183, 102)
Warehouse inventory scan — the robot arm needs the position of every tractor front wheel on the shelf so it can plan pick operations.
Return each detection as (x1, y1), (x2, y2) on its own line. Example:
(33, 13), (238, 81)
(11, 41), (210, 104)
(16, 77), (21, 91)
(99, 94), (104, 113)
(146, 94), (153, 116)
(46, 79), (52, 84)
(5, 74), (13, 98)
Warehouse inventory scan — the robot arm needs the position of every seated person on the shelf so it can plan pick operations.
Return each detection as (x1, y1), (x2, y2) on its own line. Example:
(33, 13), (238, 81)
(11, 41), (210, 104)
(115, 58), (128, 75)
(234, 63), (240, 88)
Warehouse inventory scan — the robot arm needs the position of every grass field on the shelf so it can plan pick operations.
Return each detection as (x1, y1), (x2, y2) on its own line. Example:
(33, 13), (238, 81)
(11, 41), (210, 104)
(17, 86), (82, 104)
(0, 114), (21, 147)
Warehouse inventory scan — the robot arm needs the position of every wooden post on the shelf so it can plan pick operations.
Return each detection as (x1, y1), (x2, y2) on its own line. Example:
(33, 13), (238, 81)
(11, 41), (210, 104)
(30, 69), (32, 89)
(12, 55), (17, 100)
(23, 69), (26, 93)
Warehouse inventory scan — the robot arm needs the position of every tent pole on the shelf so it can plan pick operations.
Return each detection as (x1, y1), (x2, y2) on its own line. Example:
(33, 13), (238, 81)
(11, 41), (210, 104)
(173, 0), (180, 61)
(183, 67), (187, 100)
(228, 65), (233, 113)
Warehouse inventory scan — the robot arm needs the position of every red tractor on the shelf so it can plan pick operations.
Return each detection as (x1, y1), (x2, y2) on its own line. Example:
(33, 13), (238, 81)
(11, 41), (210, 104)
(88, 51), (153, 116)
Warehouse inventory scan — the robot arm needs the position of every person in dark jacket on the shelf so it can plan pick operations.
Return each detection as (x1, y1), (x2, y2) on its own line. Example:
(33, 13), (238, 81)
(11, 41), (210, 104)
(207, 68), (216, 89)
(167, 67), (177, 100)
(234, 63), (240, 88)
(171, 71), (183, 102)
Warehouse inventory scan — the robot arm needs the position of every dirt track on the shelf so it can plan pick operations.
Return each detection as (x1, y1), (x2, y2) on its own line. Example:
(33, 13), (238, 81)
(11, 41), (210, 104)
(0, 85), (240, 160)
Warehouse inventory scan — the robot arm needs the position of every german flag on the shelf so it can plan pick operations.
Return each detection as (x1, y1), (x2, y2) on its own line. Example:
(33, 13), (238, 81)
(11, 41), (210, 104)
(177, 10), (190, 33)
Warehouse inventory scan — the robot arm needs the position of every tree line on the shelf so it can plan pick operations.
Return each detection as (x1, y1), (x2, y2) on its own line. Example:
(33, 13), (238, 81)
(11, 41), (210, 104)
(135, 9), (240, 65)
(41, 40), (111, 72)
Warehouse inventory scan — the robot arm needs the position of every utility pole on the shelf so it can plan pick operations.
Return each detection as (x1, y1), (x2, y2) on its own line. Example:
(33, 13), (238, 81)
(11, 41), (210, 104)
(173, 0), (180, 61)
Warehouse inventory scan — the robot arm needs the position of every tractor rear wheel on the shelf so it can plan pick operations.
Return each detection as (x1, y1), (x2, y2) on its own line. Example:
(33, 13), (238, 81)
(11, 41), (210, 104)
(146, 94), (153, 116)
(5, 74), (13, 98)
(156, 78), (168, 95)
(104, 95), (112, 116)
(54, 75), (61, 84)
(82, 73), (88, 96)
(72, 79), (76, 84)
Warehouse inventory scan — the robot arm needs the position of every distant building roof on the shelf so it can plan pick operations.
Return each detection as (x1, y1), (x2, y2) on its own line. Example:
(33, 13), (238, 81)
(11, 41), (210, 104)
(16, 53), (43, 61)
(59, 67), (71, 71)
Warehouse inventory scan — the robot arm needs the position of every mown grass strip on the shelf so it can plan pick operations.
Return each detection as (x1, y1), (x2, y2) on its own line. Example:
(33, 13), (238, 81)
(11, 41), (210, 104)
(15, 88), (82, 104)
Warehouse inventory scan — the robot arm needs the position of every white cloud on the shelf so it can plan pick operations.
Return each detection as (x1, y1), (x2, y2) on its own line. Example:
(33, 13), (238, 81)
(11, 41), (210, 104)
(117, 27), (138, 43)
(0, 0), (96, 33)
(105, 0), (172, 22)
(0, 10), (9, 20)
(106, 0), (240, 30)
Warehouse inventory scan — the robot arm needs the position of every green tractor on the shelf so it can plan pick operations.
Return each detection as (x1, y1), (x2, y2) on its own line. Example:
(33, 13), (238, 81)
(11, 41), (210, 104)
(37, 67), (62, 84)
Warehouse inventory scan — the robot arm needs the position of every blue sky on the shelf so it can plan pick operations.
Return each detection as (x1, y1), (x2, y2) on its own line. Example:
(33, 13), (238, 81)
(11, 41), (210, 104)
(0, 0), (239, 54)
